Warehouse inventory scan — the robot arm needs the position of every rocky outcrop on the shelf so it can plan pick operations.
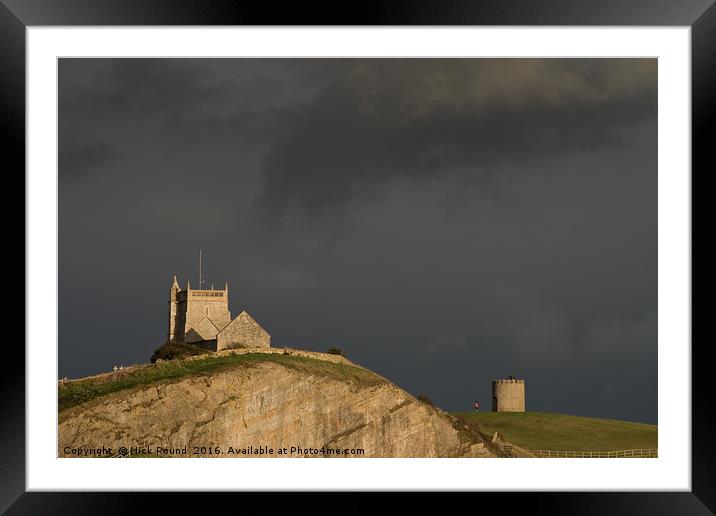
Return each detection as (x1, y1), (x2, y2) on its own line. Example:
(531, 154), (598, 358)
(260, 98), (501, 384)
(59, 354), (495, 458)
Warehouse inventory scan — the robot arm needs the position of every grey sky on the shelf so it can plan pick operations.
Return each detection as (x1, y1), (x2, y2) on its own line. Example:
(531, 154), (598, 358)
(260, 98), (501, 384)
(59, 58), (657, 423)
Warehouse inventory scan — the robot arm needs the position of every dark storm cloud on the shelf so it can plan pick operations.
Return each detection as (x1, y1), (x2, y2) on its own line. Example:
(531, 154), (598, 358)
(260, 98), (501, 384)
(58, 58), (657, 424)
(252, 59), (657, 223)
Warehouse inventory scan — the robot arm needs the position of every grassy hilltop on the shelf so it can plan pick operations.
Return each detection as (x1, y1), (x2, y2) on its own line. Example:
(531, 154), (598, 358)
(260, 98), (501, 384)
(59, 352), (384, 414)
(454, 411), (657, 452)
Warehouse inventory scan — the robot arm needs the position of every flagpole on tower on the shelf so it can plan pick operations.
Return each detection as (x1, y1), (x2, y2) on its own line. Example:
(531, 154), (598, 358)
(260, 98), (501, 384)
(199, 249), (202, 290)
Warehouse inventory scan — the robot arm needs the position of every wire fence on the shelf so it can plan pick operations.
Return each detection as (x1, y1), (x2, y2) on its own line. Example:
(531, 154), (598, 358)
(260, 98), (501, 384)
(524, 448), (658, 458)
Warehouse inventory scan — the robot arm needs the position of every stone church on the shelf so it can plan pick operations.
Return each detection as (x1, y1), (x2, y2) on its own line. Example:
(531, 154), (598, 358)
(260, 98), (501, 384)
(166, 276), (270, 351)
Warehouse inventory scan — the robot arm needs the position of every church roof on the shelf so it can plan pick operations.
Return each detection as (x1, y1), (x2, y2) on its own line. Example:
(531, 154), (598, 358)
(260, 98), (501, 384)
(185, 315), (221, 343)
(218, 310), (270, 337)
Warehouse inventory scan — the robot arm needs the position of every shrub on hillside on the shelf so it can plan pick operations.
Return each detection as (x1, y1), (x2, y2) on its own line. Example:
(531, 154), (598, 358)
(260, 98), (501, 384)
(150, 342), (211, 364)
(326, 347), (343, 356)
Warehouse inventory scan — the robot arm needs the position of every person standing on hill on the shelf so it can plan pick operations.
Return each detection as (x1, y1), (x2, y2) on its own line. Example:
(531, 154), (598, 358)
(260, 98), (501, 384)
(474, 401), (480, 412)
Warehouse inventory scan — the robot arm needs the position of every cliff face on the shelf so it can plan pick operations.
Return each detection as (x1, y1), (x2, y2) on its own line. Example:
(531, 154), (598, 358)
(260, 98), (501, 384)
(58, 353), (494, 458)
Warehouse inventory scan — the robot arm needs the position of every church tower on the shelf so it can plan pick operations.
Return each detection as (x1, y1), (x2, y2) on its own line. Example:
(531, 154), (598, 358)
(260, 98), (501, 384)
(163, 270), (271, 351)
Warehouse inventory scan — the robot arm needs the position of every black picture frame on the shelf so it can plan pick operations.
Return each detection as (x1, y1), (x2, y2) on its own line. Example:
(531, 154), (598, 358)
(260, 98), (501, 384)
(4, 0), (710, 513)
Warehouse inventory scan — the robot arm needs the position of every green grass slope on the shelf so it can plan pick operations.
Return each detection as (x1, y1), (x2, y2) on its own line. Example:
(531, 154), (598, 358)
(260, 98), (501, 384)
(454, 411), (657, 452)
(59, 352), (385, 414)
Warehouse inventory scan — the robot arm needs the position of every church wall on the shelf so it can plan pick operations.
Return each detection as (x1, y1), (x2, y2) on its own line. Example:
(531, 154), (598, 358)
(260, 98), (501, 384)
(174, 292), (187, 342)
(168, 289), (187, 344)
(193, 339), (218, 352)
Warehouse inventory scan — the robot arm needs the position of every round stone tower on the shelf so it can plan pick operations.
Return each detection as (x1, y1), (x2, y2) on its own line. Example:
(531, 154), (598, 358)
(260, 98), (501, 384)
(492, 377), (525, 412)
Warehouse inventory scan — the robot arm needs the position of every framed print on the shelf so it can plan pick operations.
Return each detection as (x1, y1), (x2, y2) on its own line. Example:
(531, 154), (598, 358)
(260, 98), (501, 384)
(5, 0), (712, 512)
